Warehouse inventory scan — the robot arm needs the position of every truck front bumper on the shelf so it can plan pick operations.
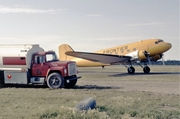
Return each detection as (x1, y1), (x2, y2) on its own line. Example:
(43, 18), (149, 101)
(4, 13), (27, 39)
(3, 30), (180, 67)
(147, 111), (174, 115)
(65, 75), (81, 83)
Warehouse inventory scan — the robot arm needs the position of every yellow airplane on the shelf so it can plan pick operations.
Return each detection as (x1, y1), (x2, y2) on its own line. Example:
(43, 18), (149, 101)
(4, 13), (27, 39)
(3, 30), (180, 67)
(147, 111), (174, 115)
(58, 38), (172, 74)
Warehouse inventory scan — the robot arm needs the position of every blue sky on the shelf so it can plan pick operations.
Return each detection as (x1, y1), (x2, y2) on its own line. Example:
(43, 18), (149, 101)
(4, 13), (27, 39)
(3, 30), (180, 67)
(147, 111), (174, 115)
(0, 0), (179, 60)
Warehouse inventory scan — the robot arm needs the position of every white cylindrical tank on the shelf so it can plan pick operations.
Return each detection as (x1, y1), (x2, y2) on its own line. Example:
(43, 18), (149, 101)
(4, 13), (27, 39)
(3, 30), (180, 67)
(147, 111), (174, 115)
(0, 44), (44, 69)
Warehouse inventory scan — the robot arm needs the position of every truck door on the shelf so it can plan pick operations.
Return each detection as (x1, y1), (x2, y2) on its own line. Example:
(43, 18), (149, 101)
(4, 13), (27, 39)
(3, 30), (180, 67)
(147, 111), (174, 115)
(31, 55), (48, 76)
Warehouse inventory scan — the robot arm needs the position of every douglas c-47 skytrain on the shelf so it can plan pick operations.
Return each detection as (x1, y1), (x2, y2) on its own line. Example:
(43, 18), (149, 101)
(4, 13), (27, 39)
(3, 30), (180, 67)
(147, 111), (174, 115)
(58, 38), (172, 74)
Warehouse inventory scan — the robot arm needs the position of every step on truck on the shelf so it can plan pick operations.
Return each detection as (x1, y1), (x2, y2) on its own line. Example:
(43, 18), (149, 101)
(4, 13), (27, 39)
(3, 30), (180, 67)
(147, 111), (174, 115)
(0, 44), (79, 89)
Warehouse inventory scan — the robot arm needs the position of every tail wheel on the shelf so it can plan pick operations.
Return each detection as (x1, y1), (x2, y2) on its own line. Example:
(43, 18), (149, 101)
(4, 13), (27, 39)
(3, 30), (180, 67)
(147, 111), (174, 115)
(128, 66), (135, 74)
(143, 66), (150, 74)
(47, 73), (64, 89)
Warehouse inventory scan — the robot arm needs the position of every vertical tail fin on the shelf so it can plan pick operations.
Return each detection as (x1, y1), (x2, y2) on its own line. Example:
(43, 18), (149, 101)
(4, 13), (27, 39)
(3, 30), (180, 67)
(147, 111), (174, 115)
(58, 44), (75, 61)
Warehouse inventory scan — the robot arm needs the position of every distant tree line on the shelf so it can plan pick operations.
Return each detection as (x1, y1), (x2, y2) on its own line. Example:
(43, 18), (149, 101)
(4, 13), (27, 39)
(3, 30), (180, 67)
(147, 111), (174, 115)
(153, 60), (180, 65)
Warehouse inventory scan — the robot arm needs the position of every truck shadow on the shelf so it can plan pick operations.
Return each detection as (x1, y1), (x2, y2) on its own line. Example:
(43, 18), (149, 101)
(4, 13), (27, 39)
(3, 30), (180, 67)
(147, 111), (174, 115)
(1, 84), (122, 90)
(1, 84), (48, 89)
(109, 72), (180, 77)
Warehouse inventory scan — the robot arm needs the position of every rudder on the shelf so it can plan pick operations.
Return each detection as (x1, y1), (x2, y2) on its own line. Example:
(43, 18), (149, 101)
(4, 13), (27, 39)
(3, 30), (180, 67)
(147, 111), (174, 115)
(58, 44), (75, 60)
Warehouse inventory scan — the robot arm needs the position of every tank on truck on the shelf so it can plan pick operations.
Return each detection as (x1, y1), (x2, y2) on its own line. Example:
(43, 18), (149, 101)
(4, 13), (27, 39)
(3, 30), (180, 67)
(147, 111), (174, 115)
(0, 44), (44, 69)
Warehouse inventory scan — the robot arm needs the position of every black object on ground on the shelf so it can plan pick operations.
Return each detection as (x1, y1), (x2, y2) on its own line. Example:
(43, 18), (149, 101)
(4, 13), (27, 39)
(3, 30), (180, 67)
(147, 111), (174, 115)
(75, 97), (96, 111)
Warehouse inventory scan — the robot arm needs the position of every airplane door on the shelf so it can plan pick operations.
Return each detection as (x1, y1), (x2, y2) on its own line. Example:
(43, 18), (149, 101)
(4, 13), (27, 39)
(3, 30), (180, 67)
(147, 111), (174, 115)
(31, 55), (48, 76)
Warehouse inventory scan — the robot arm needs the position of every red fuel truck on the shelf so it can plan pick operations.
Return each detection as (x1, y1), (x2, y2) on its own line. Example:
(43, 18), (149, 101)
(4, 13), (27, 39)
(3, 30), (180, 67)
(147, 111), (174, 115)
(0, 44), (79, 89)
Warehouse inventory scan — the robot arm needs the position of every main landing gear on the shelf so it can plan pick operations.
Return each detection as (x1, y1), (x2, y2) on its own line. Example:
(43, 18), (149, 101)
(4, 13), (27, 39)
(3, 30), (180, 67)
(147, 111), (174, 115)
(142, 65), (150, 74)
(127, 66), (135, 74)
(125, 64), (150, 74)
(139, 63), (151, 74)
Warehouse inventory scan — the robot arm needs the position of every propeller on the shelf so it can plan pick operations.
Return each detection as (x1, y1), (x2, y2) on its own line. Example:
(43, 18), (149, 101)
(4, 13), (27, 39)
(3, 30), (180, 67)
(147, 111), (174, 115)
(143, 51), (152, 65)
(147, 56), (152, 65)
(161, 54), (165, 65)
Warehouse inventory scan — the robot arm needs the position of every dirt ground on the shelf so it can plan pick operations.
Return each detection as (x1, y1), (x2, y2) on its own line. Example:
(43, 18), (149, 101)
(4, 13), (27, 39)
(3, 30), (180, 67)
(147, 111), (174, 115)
(76, 65), (180, 95)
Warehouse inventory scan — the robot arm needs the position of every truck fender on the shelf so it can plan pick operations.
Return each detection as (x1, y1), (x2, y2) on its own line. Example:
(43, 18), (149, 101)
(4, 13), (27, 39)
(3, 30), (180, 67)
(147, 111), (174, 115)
(45, 67), (65, 81)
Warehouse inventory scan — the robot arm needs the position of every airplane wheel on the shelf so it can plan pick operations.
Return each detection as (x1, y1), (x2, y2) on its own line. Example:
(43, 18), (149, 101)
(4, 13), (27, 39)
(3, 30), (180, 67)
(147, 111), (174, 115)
(128, 66), (135, 74)
(143, 66), (150, 74)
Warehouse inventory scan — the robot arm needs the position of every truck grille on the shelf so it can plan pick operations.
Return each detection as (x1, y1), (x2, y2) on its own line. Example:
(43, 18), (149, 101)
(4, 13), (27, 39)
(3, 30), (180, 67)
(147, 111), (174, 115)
(68, 63), (77, 76)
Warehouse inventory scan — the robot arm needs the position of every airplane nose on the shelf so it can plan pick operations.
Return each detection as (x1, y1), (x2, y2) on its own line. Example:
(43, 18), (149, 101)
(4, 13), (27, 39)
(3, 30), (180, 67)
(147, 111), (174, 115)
(148, 41), (172, 55)
(166, 42), (172, 50)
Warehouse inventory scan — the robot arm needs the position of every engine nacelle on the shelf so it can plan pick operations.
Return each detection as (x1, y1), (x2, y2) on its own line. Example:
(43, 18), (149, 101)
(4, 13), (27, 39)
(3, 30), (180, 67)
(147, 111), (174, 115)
(125, 50), (147, 61)
(150, 55), (162, 61)
(137, 50), (147, 61)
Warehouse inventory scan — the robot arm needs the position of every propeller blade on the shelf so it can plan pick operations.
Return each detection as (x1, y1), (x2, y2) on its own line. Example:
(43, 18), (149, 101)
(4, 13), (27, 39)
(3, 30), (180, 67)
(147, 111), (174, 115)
(143, 51), (152, 65)
(147, 56), (152, 65)
(161, 54), (165, 65)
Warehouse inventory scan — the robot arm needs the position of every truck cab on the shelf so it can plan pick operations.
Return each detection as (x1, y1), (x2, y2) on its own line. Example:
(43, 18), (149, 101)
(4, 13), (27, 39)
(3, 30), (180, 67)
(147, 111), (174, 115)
(31, 51), (59, 77)
(31, 51), (78, 89)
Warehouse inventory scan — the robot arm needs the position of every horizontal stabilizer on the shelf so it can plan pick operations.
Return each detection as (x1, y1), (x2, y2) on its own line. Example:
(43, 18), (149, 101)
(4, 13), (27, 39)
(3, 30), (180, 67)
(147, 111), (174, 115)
(65, 51), (131, 64)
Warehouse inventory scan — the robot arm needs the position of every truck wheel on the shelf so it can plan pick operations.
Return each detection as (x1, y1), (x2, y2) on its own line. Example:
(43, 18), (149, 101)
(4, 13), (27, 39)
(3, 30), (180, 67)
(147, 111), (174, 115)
(0, 79), (4, 88)
(64, 79), (77, 88)
(47, 73), (64, 89)
(0, 72), (4, 88)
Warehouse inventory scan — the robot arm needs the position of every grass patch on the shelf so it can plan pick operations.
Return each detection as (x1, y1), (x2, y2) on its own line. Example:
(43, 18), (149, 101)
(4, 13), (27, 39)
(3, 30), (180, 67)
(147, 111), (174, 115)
(0, 88), (179, 119)
(0, 66), (179, 119)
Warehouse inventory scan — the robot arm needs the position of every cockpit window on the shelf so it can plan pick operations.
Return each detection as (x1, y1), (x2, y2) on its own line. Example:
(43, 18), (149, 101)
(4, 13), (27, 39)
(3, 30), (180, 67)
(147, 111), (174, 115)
(158, 39), (164, 42)
(155, 39), (164, 44)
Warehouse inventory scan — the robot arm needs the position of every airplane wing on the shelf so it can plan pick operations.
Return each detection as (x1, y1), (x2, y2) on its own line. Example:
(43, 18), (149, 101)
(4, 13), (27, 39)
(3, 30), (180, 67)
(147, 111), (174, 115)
(65, 51), (131, 64)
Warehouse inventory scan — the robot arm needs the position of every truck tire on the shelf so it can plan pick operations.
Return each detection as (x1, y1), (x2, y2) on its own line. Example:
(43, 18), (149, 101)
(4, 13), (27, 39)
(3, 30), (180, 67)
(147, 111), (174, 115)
(64, 79), (77, 88)
(75, 97), (96, 111)
(0, 80), (4, 88)
(47, 73), (64, 89)
(0, 71), (4, 88)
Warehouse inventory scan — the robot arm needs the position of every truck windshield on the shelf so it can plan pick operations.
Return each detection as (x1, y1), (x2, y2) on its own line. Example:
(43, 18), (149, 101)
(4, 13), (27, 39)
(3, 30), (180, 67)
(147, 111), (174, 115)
(46, 53), (59, 62)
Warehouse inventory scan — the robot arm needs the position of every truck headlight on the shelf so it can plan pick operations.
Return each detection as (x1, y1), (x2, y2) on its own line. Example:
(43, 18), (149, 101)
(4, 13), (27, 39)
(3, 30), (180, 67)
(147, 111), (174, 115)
(64, 68), (67, 74)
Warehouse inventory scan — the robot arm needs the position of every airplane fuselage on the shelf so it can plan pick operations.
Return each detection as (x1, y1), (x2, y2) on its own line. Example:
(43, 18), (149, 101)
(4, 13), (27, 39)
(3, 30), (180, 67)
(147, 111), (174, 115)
(99, 39), (170, 57)
(74, 39), (172, 67)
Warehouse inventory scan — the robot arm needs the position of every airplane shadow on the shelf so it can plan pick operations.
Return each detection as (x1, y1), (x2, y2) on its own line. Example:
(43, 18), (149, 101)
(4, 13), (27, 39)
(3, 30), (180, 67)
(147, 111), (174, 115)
(74, 85), (122, 90)
(109, 72), (180, 77)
